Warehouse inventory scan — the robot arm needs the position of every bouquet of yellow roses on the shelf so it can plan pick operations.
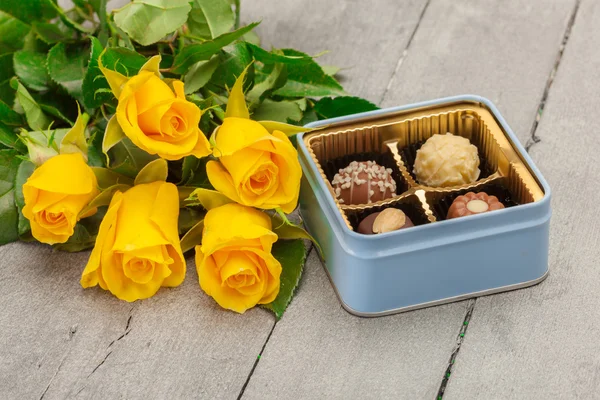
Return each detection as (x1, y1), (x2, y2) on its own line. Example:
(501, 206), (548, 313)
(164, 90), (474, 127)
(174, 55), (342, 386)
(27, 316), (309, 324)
(0, 0), (377, 317)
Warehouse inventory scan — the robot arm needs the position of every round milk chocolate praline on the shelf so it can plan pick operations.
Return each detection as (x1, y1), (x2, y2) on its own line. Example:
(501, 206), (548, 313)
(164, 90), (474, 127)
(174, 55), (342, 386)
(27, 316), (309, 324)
(331, 160), (397, 205)
(447, 192), (505, 219)
(413, 133), (481, 187)
(357, 208), (414, 235)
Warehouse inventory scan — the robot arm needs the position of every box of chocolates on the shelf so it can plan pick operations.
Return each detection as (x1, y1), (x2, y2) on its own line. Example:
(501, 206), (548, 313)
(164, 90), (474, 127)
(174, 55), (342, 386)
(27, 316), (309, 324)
(297, 95), (551, 316)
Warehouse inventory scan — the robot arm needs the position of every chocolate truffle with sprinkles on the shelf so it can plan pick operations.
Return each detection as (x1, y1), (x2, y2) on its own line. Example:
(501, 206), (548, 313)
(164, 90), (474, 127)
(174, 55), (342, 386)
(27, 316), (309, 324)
(331, 160), (397, 205)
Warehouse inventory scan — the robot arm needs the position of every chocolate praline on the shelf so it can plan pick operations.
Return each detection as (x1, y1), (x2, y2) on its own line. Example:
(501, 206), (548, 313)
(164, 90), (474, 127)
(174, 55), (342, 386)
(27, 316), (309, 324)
(447, 191), (505, 219)
(331, 160), (397, 205)
(413, 133), (481, 187)
(357, 208), (414, 235)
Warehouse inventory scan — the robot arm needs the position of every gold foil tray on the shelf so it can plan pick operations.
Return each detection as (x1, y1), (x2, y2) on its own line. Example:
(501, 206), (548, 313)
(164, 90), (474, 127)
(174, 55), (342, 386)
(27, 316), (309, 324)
(303, 101), (545, 231)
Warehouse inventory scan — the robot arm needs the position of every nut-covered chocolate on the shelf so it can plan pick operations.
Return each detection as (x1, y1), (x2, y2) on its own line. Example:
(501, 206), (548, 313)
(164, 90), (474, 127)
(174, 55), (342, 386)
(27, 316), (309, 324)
(413, 133), (480, 187)
(447, 192), (505, 219)
(357, 208), (414, 234)
(331, 160), (397, 205)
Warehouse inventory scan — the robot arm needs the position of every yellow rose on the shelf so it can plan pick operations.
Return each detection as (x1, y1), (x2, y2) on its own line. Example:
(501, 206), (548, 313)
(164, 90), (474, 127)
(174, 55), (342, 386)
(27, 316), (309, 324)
(207, 117), (302, 213)
(80, 182), (185, 302)
(23, 153), (99, 245)
(116, 70), (211, 160)
(196, 203), (282, 313)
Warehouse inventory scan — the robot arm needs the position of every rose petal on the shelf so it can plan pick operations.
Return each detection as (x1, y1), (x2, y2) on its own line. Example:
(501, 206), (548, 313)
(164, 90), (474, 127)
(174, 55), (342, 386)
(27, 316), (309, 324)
(24, 153), (96, 195)
(206, 160), (243, 204)
(81, 191), (123, 289)
(112, 183), (172, 251)
(213, 118), (283, 157)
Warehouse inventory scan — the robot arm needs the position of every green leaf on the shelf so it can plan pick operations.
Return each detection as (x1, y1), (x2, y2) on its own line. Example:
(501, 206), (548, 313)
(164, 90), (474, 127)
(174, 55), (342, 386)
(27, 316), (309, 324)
(263, 239), (307, 319)
(113, 0), (192, 46)
(47, 43), (88, 100)
(0, 122), (26, 151)
(0, 53), (15, 104)
(82, 37), (109, 109)
(0, 149), (22, 244)
(96, 47), (147, 99)
(87, 127), (105, 167)
(242, 30), (260, 46)
(199, 107), (214, 137)
(80, 183), (130, 217)
(270, 213), (322, 256)
(299, 107), (318, 126)
(50, 2), (94, 34)
(178, 207), (205, 236)
(0, 80), (15, 109)
(54, 207), (106, 252)
(101, 47), (147, 77)
(247, 63), (287, 105)
(177, 186), (193, 203)
(188, 0), (234, 40)
(273, 49), (346, 97)
(13, 50), (50, 91)
(38, 101), (74, 125)
(180, 219), (204, 253)
(184, 56), (220, 94)
(0, 12), (30, 53)
(171, 22), (259, 74)
(230, 0), (240, 29)
(109, 19), (136, 50)
(179, 155), (211, 187)
(108, 137), (158, 179)
(31, 22), (73, 44)
(71, 0), (88, 8)
(82, 38), (146, 108)
(177, 186), (195, 206)
(252, 99), (302, 123)
(322, 65), (341, 76)
(92, 167), (134, 189)
(212, 104), (225, 121)
(187, 188), (232, 210)
(0, 100), (24, 126)
(205, 42), (253, 92)
(246, 43), (312, 65)
(89, 0), (108, 45)
(0, 124), (18, 150)
(21, 30), (49, 54)
(14, 159), (34, 236)
(294, 98), (308, 112)
(314, 96), (379, 119)
(12, 78), (51, 131)
(134, 158), (168, 185)
(0, 0), (57, 24)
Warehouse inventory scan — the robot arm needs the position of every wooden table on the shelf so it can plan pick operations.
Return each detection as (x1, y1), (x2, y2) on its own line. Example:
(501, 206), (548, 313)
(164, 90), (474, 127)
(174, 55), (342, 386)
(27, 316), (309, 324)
(2, 0), (597, 398)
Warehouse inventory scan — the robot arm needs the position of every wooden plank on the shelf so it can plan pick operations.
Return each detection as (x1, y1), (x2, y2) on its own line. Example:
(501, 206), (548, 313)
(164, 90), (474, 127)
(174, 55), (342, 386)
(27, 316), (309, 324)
(242, 0), (430, 102)
(0, 1), (579, 399)
(383, 0), (576, 145)
(240, 2), (476, 398)
(444, 0), (600, 398)
(0, 243), (275, 399)
(242, 250), (471, 400)
(241, 1), (576, 398)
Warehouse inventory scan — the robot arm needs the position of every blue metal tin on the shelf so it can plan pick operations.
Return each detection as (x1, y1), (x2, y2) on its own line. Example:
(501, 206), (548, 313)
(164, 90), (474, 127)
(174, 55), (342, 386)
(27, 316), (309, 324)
(297, 95), (551, 317)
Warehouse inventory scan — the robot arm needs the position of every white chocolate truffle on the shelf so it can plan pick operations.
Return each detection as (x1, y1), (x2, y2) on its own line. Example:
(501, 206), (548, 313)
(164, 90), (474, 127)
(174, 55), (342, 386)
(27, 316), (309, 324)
(413, 133), (480, 187)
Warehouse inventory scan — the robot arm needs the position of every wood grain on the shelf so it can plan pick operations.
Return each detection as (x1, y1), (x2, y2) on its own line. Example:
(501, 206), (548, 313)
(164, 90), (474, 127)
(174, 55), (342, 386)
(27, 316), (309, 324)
(444, 0), (600, 398)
